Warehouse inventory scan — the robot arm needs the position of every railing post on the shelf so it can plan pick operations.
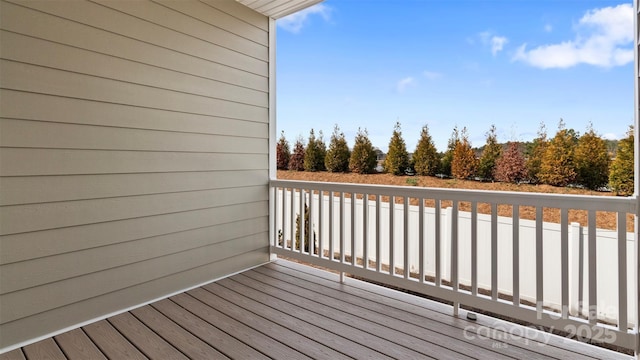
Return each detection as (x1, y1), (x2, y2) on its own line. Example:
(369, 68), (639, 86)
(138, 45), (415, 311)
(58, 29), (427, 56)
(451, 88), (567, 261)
(329, 191), (334, 261)
(617, 212), (628, 331)
(363, 194), (369, 269)
(340, 192), (346, 283)
(300, 188), (305, 254)
(491, 203), (498, 301)
(568, 222), (582, 316)
(536, 206), (544, 314)
(403, 197), (409, 280)
(512, 205), (520, 306)
(340, 192), (345, 264)
(351, 192), (356, 266)
(434, 201), (441, 285)
(376, 195), (382, 273)
(636, 225), (640, 358)
(418, 198), (425, 283)
(633, 0), (639, 356)
(270, 184), (278, 261)
(389, 196), (395, 275)
(309, 189), (314, 256)
(635, 194), (640, 360)
(290, 187), (295, 251)
(451, 202), (459, 317)
(442, 206), (451, 282)
(471, 202), (478, 296)
(318, 191), (324, 258)
(588, 211), (597, 326)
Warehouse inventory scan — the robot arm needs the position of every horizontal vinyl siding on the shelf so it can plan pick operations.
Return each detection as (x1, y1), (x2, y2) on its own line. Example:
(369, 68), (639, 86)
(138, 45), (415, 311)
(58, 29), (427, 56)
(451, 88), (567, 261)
(1, 202), (268, 264)
(1, 186), (268, 235)
(1, 216), (269, 294)
(0, 0), (271, 350)
(0, 90), (269, 137)
(0, 170), (268, 206)
(1, 60), (267, 121)
(5, 0), (268, 75)
(92, 0), (268, 61)
(1, 228), (269, 318)
(203, 0), (269, 31)
(1, 3), (267, 91)
(0, 118), (267, 153)
(155, 0), (268, 44)
(0, 149), (268, 176)
(1, 31), (268, 108)
(2, 250), (267, 352)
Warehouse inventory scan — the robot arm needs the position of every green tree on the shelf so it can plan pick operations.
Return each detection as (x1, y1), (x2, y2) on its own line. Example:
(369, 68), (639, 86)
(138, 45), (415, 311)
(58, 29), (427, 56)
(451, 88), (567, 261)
(276, 131), (290, 170)
(526, 122), (547, 183)
(440, 126), (459, 176)
(289, 136), (305, 171)
(605, 139), (619, 158)
(304, 129), (326, 172)
(349, 128), (377, 174)
(538, 119), (577, 186)
(609, 126), (634, 196)
(325, 125), (351, 172)
(494, 141), (528, 183)
(383, 121), (410, 175)
(574, 125), (610, 190)
(477, 124), (502, 180)
(412, 125), (440, 176)
(452, 127), (478, 179)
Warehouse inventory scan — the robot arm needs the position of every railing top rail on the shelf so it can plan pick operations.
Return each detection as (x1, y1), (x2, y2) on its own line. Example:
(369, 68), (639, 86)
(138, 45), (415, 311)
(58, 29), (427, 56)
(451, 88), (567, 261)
(270, 179), (637, 213)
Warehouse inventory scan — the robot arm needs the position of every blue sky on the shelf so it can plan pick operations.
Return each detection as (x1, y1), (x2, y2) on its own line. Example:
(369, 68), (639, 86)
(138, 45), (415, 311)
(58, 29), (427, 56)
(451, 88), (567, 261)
(275, 0), (634, 152)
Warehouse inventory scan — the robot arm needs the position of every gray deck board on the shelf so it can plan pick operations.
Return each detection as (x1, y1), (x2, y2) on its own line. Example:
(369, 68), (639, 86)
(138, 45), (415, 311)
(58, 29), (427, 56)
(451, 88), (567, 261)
(250, 265), (541, 359)
(83, 320), (148, 360)
(230, 272), (475, 360)
(241, 268), (516, 360)
(130, 304), (229, 360)
(203, 282), (393, 359)
(151, 299), (268, 360)
(257, 262), (586, 360)
(216, 277), (425, 359)
(3, 259), (633, 360)
(0, 349), (25, 360)
(54, 328), (107, 360)
(22, 338), (66, 360)
(108, 312), (188, 360)
(267, 260), (632, 360)
(170, 292), (312, 360)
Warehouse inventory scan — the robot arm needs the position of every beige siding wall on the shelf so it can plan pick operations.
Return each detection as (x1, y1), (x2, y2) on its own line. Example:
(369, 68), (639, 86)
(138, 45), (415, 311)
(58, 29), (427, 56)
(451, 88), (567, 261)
(0, 0), (271, 349)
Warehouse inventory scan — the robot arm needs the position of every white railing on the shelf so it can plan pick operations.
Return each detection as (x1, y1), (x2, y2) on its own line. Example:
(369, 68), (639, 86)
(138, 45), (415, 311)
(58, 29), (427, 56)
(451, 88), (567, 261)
(270, 179), (639, 354)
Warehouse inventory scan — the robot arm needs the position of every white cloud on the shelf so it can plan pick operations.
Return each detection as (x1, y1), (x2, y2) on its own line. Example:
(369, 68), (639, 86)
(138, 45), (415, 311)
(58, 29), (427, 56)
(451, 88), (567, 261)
(277, 4), (331, 33)
(544, 24), (553, 33)
(491, 36), (508, 56)
(478, 31), (508, 56)
(396, 77), (415, 92)
(423, 71), (443, 80)
(513, 4), (633, 69)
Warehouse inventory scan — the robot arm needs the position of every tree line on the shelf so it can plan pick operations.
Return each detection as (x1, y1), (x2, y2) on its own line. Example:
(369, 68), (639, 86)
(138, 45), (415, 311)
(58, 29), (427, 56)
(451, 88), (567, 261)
(276, 121), (635, 196)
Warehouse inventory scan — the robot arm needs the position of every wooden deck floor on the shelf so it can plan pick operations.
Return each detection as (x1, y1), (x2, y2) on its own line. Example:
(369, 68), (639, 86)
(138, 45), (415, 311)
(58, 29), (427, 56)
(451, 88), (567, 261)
(1, 259), (633, 360)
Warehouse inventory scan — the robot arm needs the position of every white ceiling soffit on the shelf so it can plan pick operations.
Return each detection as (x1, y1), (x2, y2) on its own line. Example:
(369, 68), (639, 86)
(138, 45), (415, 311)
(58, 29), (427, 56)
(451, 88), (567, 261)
(237, 0), (324, 19)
